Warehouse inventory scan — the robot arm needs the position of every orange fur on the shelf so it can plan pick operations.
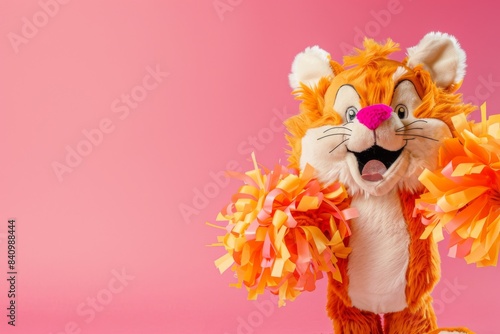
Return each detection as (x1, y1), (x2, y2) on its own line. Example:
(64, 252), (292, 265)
(286, 78), (339, 169)
(328, 290), (383, 334)
(400, 190), (441, 312)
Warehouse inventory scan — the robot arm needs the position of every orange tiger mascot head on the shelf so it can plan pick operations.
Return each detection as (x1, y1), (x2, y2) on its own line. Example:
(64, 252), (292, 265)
(286, 32), (474, 198)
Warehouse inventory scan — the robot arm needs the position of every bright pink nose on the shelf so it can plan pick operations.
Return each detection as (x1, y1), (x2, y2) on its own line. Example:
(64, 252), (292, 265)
(356, 104), (393, 130)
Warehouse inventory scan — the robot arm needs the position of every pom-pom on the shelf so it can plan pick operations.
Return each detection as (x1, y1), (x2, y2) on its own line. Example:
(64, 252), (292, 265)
(209, 153), (355, 306)
(416, 103), (500, 266)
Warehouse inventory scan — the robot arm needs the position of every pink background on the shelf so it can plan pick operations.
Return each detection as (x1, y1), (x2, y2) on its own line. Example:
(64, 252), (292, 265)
(1, 0), (499, 333)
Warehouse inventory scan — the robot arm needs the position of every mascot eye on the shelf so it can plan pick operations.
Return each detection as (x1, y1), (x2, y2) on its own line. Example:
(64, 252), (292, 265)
(345, 106), (358, 122)
(395, 104), (408, 119)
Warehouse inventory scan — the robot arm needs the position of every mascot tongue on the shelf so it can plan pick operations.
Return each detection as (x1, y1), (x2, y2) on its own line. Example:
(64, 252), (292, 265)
(361, 160), (386, 181)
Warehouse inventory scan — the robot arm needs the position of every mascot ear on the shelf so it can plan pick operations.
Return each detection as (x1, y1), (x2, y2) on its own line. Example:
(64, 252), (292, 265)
(406, 32), (466, 89)
(289, 46), (336, 90)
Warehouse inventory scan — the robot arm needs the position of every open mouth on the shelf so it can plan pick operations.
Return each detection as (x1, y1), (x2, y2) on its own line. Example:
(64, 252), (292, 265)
(348, 145), (404, 182)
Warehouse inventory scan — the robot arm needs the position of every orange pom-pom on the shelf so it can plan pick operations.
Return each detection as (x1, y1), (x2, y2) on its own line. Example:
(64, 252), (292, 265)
(416, 103), (500, 267)
(210, 153), (355, 306)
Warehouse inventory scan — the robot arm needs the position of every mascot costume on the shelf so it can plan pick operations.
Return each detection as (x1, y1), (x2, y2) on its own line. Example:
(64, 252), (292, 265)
(211, 32), (500, 334)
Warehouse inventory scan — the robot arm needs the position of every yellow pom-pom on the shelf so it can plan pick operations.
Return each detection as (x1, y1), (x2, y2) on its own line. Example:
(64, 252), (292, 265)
(210, 153), (355, 306)
(416, 103), (500, 267)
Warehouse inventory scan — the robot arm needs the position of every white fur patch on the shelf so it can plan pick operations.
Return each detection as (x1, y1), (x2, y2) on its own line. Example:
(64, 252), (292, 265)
(392, 66), (407, 82)
(437, 331), (467, 334)
(300, 125), (353, 191)
(289, 46), (333, 90)
(346, 190), (410, 313)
